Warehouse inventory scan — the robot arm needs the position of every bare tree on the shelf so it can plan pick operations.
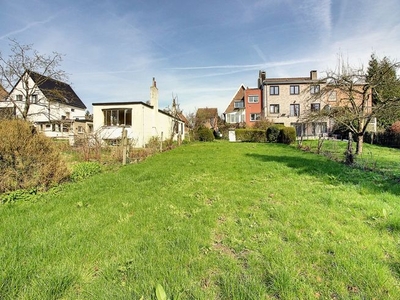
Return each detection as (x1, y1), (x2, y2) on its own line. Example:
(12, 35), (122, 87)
(0, 39), (67, 120)
(305, 55), (400, 155)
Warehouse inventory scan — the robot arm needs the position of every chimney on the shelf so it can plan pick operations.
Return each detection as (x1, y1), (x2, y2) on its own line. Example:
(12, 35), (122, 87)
(258, 70), (266, 88)
(150, 77), (158, 112)
(310, 70), (317, 80)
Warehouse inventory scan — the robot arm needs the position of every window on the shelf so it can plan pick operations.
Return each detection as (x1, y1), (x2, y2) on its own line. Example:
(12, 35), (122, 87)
(290, 85), (300, 95)
(250, 113), (261, 121)
(248, 95), (259, 103)
(290, 104), (300, 117)
(16, 94), (23, 101)
(269, 104), (280, 114)
(312, 122), (327, 135)
(78, 126), (84, 133)
(30, 94), (38, 104)
(103, 109), (132, 126)
(270, 86), (279, 95)
(291, 122), (306, 137)
(311, 103), (320, 112)
(71, 108), (75, 112)
(234, 101), (244, 108)
(228, 113), (242, 123)
(310, 85), (320, 94)
(328, 91), (337, 102)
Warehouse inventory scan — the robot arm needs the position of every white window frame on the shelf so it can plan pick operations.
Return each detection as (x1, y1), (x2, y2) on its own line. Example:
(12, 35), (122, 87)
(248, 95), (259, 103)
(30, 94), (38, 104)
(234, 101), (244, 108)
(270, 86), (279, 95)
(310, 85), (320, 94)
(290, 85), (300, 95)
(103, 108), (133, 126)
(290, 104), (300, 117)
(250, 113), (261, 122)
(269, 104), (280, 114)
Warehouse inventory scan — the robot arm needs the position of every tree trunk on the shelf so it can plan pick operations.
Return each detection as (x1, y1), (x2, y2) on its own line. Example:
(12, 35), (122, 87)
(356, 133), (364, 155)
(22, 102), (30, 120)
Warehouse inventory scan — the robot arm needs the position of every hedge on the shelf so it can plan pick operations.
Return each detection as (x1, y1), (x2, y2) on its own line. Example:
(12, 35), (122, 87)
(364, 132), (400, 148)
(278, 127), (296, 144)
(235, 129), (266, 142)
(234, 126), (296, 144)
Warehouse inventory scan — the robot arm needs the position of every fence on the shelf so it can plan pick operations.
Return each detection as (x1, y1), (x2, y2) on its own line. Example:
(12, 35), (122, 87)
(364, 132), (400, 148)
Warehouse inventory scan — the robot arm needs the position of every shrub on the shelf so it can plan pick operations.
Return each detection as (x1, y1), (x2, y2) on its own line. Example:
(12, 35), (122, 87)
(388, 121), (400, 134)
(0, 119), (69, 193)
(235, 129), (266, 142)
(279, 127), (296, 144)
(266, 125), (284, 142)
(252, 119), (273, 130)
(196, 127), (215, 142)
(70, 161), (102, 182)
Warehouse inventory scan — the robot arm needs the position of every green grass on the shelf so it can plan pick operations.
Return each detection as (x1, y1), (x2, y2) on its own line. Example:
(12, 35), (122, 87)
(1, 141), (400, 299)
(299, 138), (400, 178)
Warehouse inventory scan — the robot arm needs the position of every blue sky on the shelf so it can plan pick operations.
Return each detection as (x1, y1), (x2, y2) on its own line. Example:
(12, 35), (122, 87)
(1, 0), (399, 116)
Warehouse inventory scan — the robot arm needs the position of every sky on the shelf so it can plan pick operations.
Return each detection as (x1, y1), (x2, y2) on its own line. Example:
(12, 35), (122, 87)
(0, 0), (399, 116)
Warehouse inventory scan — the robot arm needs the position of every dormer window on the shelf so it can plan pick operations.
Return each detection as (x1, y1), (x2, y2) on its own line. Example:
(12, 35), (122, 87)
(234, 101), (244, 108)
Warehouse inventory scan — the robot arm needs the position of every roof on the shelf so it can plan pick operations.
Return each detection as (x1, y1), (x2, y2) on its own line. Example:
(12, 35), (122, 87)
(260, 70), (325, 85)
(28, 71), (86, 109)
(92, 101), (150, 107)
(177, 112), (189, 125)
(196, 107), (218, 118)
(0, 84), (8, 100)
(264, 76), (311, 84)
(224, 84), (246, 114)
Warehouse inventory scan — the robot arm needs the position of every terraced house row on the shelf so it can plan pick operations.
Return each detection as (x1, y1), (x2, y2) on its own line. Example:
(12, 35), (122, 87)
(224, 70), (375, 137)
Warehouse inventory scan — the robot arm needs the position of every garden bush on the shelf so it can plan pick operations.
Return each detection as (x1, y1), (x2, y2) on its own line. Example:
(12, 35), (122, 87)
(0, 119), (69, 193)
(196, 127), (215, 142)
(235, 129), (266, 142)
(279, 126), (296, 144)
(266, 125), (284, 142)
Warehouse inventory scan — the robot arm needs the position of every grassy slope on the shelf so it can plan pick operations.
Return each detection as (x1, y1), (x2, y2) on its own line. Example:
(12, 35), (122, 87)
(1, 141), (400, 299)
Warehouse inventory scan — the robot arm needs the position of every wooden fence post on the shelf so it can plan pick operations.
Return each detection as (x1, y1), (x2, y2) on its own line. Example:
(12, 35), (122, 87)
(122, 129), (128, 165)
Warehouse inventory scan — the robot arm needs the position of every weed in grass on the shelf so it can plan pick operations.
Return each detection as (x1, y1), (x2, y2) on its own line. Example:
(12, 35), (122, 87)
(70, 161), (102, 182)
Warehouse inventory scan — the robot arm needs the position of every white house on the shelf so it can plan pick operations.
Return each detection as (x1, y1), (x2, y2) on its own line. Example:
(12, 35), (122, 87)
(0, 70), (91, 139)
(92, 78), (185, 148)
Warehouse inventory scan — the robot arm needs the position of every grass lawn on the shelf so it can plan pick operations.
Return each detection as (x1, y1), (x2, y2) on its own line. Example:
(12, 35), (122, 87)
(1, 141), (400, 299)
